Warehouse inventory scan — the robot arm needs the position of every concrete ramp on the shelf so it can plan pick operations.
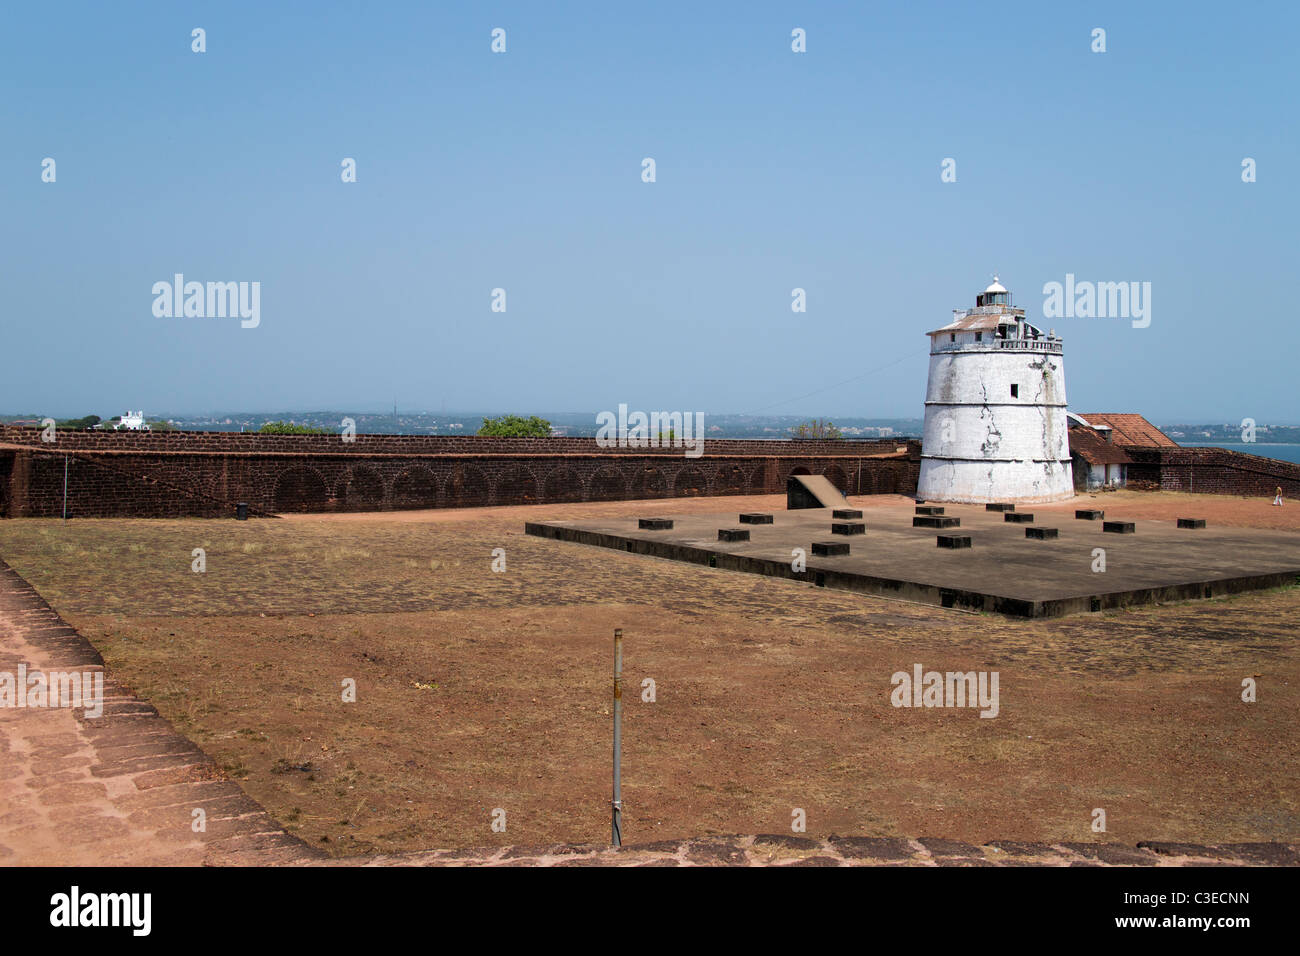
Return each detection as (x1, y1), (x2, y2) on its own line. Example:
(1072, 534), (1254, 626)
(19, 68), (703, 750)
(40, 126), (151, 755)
(787, 473), (848, 510)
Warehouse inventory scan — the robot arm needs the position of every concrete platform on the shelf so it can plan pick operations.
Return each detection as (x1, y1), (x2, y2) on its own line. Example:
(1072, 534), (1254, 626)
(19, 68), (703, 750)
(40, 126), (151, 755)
(525, 502), (1300, 618)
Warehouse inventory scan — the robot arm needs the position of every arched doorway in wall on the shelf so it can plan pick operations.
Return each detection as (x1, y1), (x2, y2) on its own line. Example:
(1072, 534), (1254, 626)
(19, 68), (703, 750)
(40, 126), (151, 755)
(543, 466), (584, 503)
(339, 466), (386, 511)
(590, 466), (627, 501)
(446, 464), (489, 507)
(632, 466), (667, 499)
(496, 465), (540, 505)
(717, 464), (745, 495)
(392, 466), (440, 509)
(274, 466), (331, 513)
(674, 467), (708, 497)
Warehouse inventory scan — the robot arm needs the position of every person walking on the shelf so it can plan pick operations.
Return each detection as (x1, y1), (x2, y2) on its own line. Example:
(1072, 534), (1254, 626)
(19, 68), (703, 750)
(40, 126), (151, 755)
(1273, 486), (1283, 506)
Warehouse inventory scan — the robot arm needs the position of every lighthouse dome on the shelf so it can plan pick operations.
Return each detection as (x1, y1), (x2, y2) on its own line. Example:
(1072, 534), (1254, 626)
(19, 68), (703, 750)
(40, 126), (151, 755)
(976, 276), (1011, 308)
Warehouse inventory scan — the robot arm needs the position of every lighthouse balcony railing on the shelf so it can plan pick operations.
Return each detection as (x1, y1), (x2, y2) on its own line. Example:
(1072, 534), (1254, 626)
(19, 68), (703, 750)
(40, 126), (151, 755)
(997, 339), (1062, 352)
(932, 340), (1062, 354)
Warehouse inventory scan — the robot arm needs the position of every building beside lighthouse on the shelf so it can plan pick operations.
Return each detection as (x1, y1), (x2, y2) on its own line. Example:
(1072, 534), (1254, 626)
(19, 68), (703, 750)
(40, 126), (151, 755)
(917, 278), (1073, 503)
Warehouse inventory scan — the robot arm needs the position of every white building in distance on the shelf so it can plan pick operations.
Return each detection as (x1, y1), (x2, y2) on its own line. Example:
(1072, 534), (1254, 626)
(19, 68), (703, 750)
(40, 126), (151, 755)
(114, 411), (150, 431)
(917, 279), (1073, 503)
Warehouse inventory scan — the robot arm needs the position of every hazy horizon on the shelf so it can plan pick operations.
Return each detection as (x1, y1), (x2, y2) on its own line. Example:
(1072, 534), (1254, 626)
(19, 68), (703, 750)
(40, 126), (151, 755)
(5, 406), (1295, 431)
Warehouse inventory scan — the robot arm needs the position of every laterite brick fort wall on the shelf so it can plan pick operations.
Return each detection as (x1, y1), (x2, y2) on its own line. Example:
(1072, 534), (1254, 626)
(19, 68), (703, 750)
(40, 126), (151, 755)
(0, 427), (921, 518)
(1125, 446), (1300, 497)
(6, 429), (1296, 519)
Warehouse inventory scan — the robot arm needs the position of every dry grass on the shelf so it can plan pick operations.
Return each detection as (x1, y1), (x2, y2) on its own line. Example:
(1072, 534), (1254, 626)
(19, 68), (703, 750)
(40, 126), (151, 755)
(0, 491), (1296, 856)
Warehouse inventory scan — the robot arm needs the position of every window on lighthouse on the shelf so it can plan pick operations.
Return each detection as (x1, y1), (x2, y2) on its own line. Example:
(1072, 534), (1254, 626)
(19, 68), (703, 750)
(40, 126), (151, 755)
(1010, 384), (1019, 398)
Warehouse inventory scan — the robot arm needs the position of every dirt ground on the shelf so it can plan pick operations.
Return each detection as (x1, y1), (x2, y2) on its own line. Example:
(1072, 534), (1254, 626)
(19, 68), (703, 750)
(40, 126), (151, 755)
(0, 490), (1296, 856)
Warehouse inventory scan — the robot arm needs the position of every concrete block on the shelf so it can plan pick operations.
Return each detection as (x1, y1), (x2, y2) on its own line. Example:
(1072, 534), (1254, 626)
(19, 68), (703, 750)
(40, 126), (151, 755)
(831, 522), (865, 536)
(1177, 518), (1206, 529)
(811, 541), (850, 557)
(739, 513), (774, 525)
(937, 534), (972, 549)
(915, 505), (945, 515)
(986, 503), (1016, 512)
(1103, 521), (1135, 534)
(639, 518), (673, 530)
(1005, 512), (1034, 523)
(1025, 527), (1058, 540)
(832, 509), (863, 520)
(914, 515), (960, 529)
(717, 528), (750, 542)
(1075, 509), (1104, 520)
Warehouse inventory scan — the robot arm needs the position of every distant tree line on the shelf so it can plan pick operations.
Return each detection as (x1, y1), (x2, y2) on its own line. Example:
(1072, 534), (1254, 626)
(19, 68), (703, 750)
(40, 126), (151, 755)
(477, 415), (552, 437)
(789, 419), (842, 439)
(258, 421), (332, 435)
(56, 414), (102, 430)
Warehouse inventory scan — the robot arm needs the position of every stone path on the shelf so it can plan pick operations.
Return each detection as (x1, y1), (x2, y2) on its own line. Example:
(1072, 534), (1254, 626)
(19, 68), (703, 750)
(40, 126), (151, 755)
(322, 835), (1298, 867)
(0, 558), (1294, 867)
(0, 559), (320, 865)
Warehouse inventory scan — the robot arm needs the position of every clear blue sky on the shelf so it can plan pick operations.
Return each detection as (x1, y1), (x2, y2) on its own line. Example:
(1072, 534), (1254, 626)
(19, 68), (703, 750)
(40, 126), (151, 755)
(4, 1), (1296, 422)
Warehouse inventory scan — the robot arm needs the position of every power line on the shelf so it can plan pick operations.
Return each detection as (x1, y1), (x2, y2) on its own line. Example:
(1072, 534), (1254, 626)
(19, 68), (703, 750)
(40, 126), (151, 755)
(745, 346), (926, 415)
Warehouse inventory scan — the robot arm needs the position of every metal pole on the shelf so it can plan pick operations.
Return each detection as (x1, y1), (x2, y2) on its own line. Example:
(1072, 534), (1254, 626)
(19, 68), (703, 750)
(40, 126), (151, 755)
(612, 627), (623, 846)
(62, 456), (68, 520)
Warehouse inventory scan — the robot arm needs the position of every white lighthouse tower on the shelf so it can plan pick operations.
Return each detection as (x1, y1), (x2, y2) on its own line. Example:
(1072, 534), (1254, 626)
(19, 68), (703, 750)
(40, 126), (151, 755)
(917, 278), (1073, 504)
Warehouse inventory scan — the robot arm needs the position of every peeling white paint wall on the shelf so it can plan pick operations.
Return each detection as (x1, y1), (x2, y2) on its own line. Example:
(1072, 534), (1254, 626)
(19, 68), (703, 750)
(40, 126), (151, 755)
(918, 327), (1073, 503)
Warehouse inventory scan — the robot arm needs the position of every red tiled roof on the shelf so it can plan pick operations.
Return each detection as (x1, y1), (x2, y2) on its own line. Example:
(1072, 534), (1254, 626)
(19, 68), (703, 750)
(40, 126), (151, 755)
(1076, 413), (1178, 448)
(1068, 427), (1133, 465)
(927, 313), (1005, 335)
